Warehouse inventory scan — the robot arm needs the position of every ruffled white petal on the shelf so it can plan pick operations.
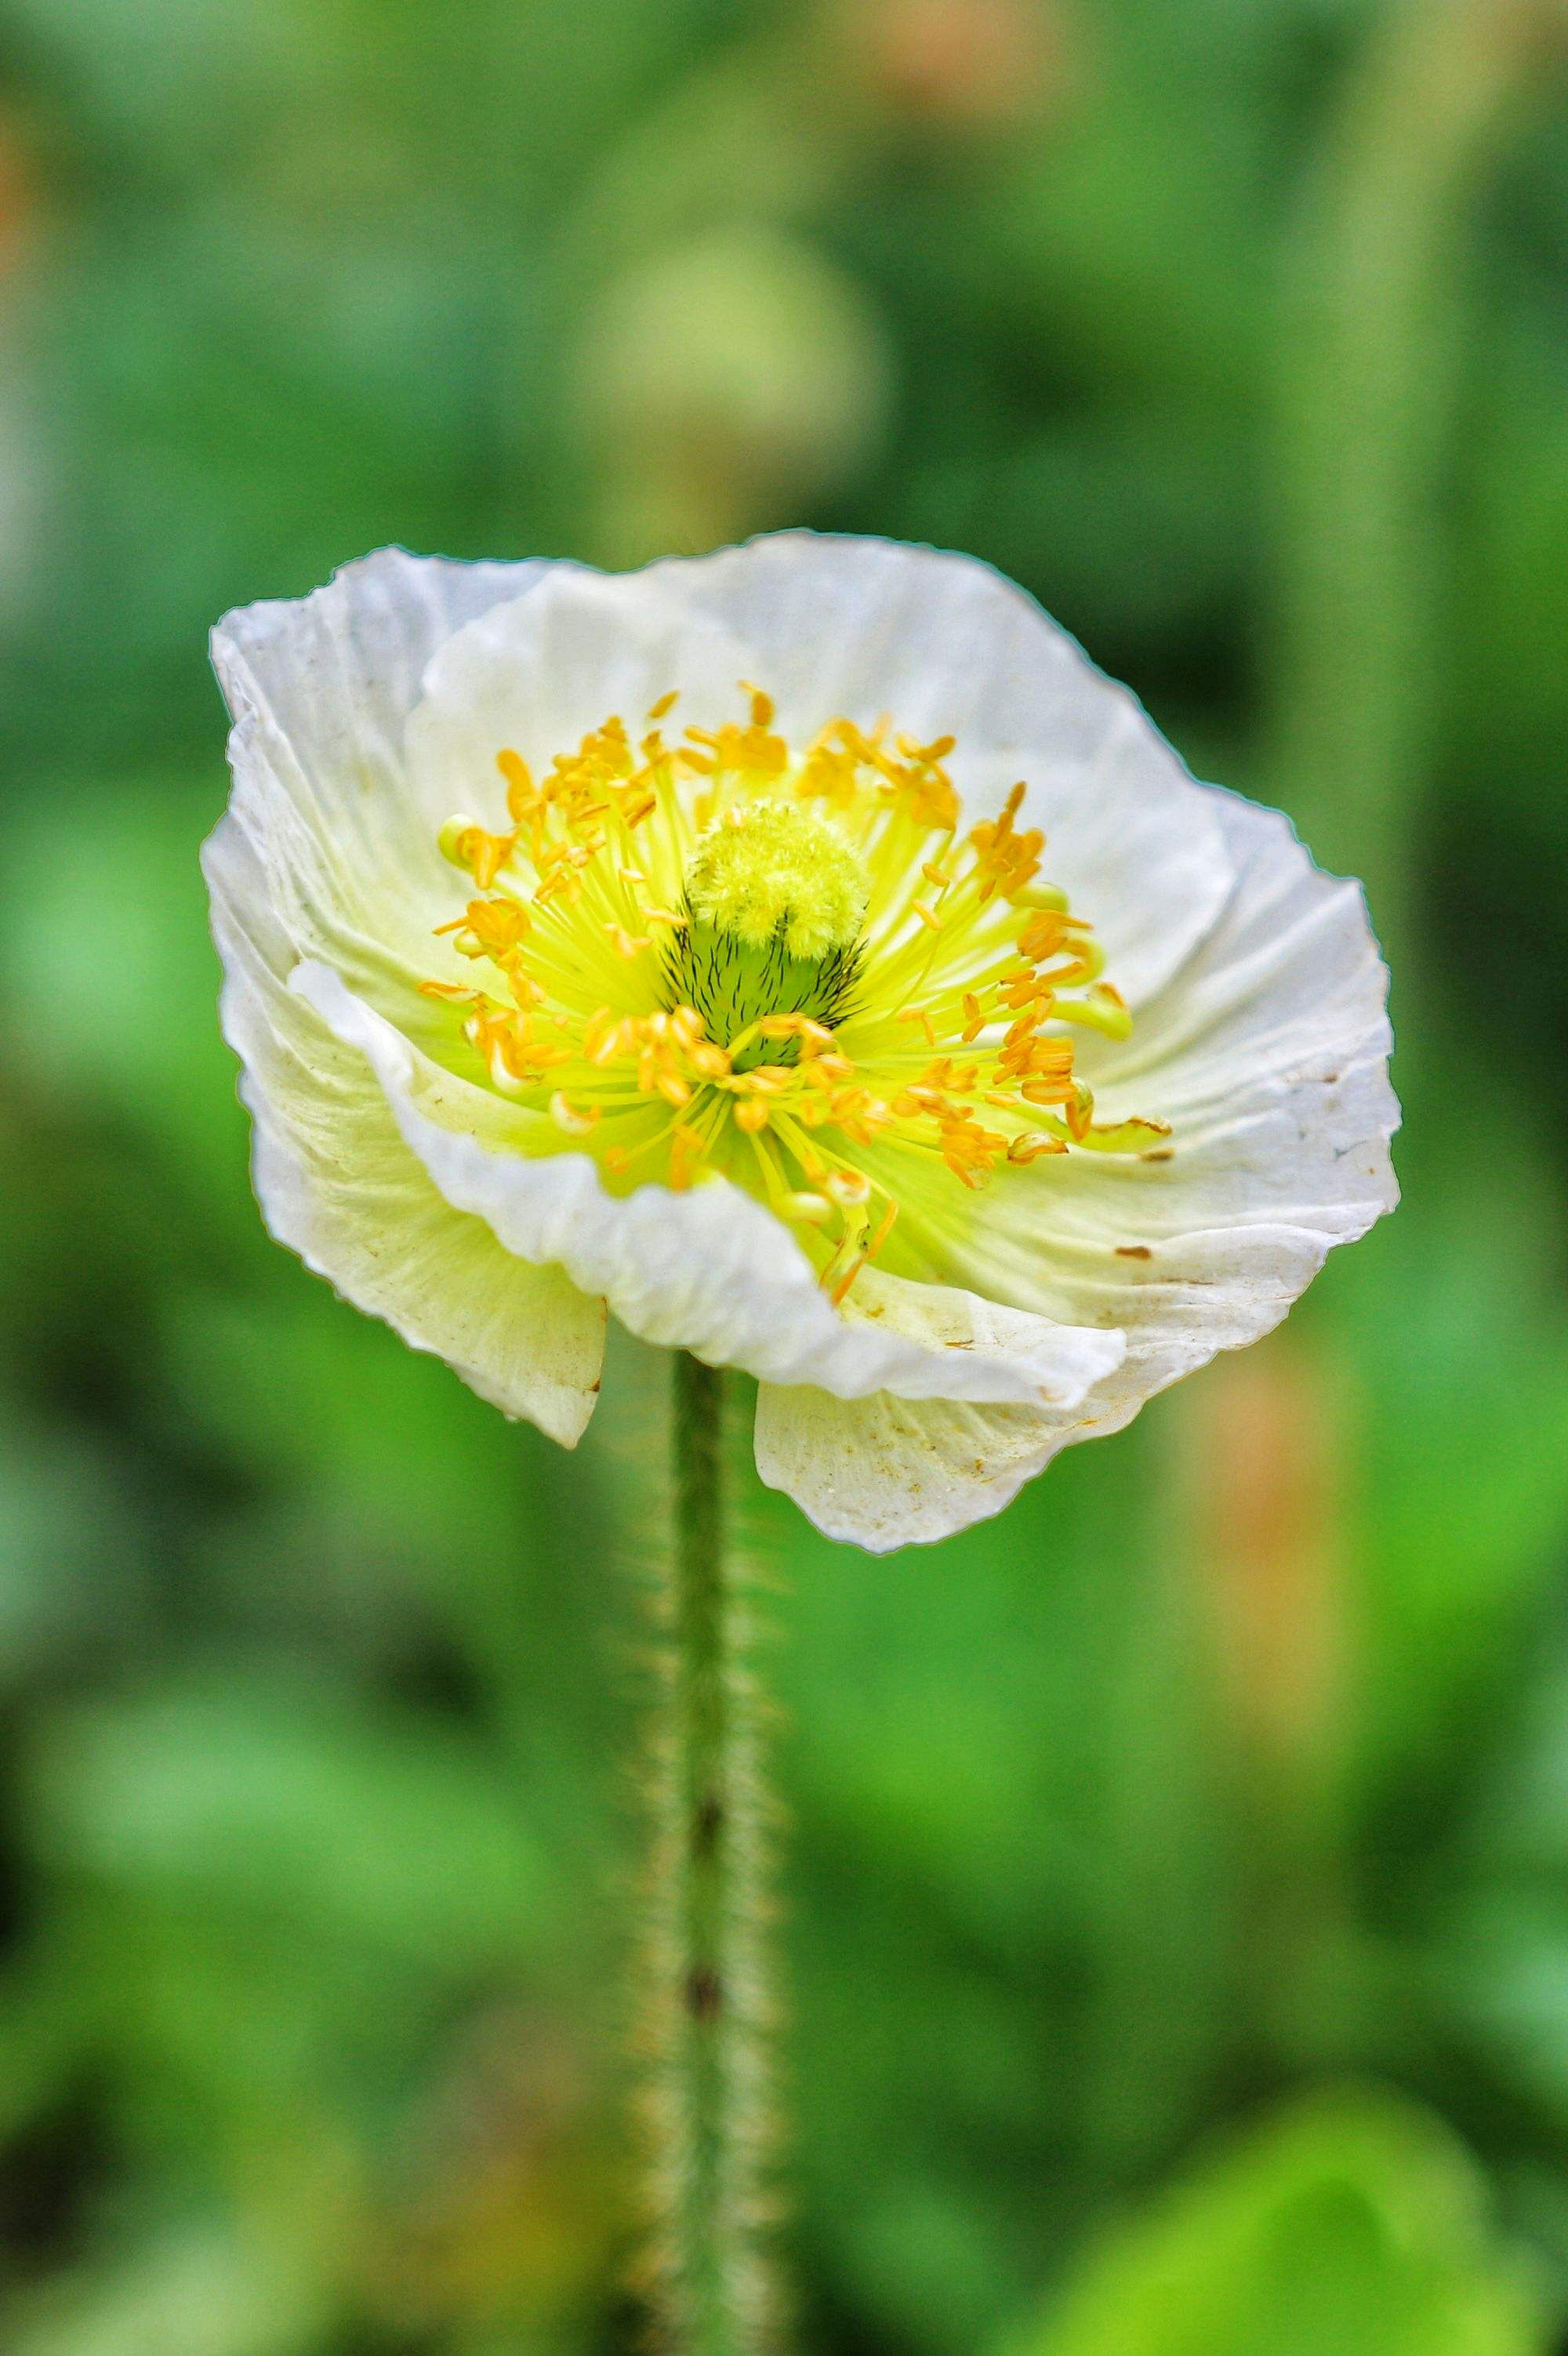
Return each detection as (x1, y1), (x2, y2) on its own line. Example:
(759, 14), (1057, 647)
(204, 817), (605, 1445)
(835, 1264), (1124, 1405)
(754, 790), (1397, 1549)
(213, 546), (548, 872)
(946, 790), (1396, 1327)
(404, 564), (756, 817)
(753, 1387), (1083, 1553)
(212, 547), (554, 1050)
(753, 1258), (1133, 1548)
(209, 549), (608, 1442)
(208, 537), (1397, 1550)
(293, 961), (1127, 1411)
(613, 531), (1236, 1007)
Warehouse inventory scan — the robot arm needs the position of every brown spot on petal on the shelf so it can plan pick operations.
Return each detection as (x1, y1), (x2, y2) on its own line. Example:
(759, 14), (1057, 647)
(1115, 1245), (1152, 1260)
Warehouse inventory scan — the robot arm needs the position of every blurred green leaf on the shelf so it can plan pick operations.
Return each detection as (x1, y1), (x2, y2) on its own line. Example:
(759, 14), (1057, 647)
(6, 2227), (328, 2356)
(0, 1408), (143, 1681)
(24, 1675), (553, 1975)
(1009, 2092), (1543, 2356)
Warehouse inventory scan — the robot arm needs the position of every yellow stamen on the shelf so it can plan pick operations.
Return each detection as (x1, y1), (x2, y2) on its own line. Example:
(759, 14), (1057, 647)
(549, 1092), (599, 1138)
(422, 679), (1163, 1297)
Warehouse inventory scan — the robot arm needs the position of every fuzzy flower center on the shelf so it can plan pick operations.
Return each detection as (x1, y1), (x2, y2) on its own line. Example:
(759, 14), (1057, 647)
(684, 800), (869, 960)
(422, 685), (1168, 1299)
(666, 801), (869, 1071)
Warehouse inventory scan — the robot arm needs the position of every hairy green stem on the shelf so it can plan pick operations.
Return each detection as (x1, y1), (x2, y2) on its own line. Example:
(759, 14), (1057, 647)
(638, 1355), (775, 2354)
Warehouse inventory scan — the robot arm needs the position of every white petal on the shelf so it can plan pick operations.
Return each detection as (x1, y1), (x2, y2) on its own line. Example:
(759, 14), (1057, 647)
(753, 1385), (1083, 1552)
(753, 1261), (1129, 1548)
(836, 1263), (1126, 1412)
(294, 962), (1127, 1410)
(207, 538), (1394, 1552)
(631, 531), (1236, 1007)
(937, 790), (1399, 1410)
(212, 546), (554, 1031)
(754, 790), (1396, 1549)
(205, 816), (605, 1446)
(404, 562), (757, 816)
(213, 545), (550, 862)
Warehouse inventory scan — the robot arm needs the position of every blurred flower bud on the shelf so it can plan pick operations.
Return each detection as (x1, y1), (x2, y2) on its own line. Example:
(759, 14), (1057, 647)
(571, 223), (891, 566)
(834, 0), (1074, 136)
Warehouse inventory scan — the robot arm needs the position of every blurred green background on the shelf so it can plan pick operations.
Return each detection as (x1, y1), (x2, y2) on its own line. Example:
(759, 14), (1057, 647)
(0, 0), (1566, 2350)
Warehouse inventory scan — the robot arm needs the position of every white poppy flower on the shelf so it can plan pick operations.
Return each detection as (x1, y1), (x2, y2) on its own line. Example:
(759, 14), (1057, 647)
(205, 535), (1398, 1551)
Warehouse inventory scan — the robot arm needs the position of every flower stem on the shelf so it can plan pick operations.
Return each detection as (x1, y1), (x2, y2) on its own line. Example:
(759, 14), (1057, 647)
(1268, 0), (1548, 988)
(640, 1353), (775, 2354)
